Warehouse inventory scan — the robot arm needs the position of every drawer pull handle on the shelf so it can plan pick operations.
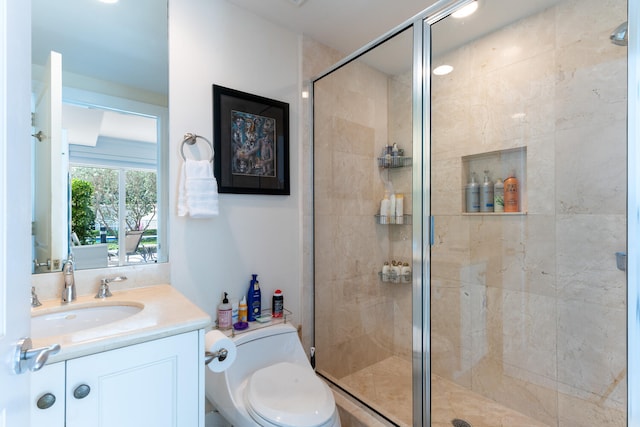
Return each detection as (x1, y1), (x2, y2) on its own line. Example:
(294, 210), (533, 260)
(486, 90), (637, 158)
(73, 384), (91, 399)
(36, 393), (56, 409)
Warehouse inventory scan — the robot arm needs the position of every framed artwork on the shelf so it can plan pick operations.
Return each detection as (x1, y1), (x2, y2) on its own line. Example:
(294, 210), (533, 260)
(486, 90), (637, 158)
(213, 84), (290, 195)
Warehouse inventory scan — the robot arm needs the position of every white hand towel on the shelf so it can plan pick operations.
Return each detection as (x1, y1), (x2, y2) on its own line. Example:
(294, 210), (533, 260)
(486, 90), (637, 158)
(178, 159), (219, 218)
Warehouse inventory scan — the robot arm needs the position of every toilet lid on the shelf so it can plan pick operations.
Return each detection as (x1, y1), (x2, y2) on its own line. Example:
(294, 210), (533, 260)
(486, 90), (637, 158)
(245, 362), (335, 427)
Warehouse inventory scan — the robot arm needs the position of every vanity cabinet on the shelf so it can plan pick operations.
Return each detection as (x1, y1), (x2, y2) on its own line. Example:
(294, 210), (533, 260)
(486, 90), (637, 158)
(30, 331), (200, 427)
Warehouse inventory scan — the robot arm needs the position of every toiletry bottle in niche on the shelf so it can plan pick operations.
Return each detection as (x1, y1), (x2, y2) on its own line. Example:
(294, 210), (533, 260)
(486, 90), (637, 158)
(504, 171), (519, 212)
(238, 296), (248, 323)
(395, 193), (404, 224)
(382, 261), (391, 282)
(272, 289), (284, 318)
(389, 192), (396, 224)
(391, 260), (401, 283)
(494, 178), (504, 213)
(379, 191), (390, 224)
(465, 172), (480, 212)
(217, 292), (232, 330)
(401, 262), (411, 283)
(480, 170), (494, 212)
(247, 274), (261, 321)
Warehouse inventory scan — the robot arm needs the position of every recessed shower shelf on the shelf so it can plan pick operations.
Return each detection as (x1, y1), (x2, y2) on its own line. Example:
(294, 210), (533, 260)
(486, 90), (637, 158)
(462, 211), (527, 216)
(375, 214), (412, 225)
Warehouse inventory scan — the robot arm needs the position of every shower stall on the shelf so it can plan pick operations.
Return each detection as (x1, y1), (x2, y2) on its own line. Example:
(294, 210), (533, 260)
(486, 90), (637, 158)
(311, 0), (635, 425)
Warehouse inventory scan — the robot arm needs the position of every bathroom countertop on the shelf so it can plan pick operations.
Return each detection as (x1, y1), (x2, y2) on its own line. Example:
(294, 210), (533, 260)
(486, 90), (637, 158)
(31, 284), (211, 364)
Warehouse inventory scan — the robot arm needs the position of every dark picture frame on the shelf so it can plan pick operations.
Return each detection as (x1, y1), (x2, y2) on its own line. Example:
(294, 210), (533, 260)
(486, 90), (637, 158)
(213, 84), (290, 195)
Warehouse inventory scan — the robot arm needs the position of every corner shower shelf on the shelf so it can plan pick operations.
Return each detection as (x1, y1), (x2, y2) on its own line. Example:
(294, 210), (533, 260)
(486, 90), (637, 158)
(375, 214), (412, 225)
(377, 156), (412, 168)
(378, 271), (411, 283)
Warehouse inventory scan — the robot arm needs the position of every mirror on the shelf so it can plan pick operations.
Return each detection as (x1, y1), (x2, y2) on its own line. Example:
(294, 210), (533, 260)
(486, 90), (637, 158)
(31, 0), (168, 273)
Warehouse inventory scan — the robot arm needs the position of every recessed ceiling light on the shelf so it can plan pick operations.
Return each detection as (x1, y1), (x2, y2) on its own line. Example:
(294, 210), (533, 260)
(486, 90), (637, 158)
(288, 0), (307, 6)
(451, 1), (478, 19)
(433, 65), (453, 76)
(99, 0), (119, 4)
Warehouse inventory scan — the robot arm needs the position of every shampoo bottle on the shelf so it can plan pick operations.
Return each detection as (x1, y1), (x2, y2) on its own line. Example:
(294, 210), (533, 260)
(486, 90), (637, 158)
(382, 261), (391, 282)
(395, 193), (404, 224)
(401, 262), (412, 283)
(504, 171), (519, 212)
(494, 178), (504, 212)
(465, 172), (480, 212)
(217, 292), (232, 330)
(247, 274), (261, 321)
(480, 170), (494, 212)
(379, 191), (390, 224)
(389, 192), (396, 224)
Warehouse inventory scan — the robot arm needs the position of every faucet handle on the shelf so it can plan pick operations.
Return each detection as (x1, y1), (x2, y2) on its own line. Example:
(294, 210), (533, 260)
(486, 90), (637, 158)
(95, 276), (127, 299)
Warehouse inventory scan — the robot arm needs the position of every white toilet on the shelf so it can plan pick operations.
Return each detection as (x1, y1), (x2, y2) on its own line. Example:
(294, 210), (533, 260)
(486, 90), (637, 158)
(206, 322), (341, 427)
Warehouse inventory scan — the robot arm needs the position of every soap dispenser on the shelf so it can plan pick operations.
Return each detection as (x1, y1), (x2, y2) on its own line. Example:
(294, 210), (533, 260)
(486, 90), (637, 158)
(217, 292), (232, 330)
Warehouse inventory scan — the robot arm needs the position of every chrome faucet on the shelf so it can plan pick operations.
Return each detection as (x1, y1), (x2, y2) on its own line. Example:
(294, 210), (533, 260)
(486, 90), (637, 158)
(31, 287), (42, 308)
(61, 255), (76, 303)
(95, 276), (127, 299)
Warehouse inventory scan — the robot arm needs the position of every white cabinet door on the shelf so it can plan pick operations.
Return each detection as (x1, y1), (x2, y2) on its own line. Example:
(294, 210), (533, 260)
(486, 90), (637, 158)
(66, 331), (200, 427)
(30, 362), (66, 427)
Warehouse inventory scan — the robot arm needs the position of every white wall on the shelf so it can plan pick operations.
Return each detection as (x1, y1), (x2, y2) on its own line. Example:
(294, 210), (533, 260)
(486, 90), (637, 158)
(169, 0), (302, 325)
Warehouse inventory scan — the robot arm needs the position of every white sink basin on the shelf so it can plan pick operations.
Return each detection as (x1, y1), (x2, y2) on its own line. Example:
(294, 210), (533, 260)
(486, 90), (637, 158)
(32, 303), (143, 339)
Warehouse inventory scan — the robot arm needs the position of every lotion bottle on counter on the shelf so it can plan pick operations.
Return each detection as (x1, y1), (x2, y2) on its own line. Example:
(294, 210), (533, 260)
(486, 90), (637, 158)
(247, 274), (261, 321)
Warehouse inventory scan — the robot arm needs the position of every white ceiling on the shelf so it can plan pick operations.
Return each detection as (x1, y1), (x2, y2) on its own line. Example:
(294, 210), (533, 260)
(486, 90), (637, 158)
(225, 0), (564, 69)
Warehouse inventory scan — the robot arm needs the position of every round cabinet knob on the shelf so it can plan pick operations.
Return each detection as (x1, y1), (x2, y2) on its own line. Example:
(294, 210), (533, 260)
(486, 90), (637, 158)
(36, 393), (56, 409)
(73, 384), (91, 399)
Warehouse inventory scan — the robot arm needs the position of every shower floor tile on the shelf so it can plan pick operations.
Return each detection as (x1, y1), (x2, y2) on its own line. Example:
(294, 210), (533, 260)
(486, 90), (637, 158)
(339, 356), (548, 427)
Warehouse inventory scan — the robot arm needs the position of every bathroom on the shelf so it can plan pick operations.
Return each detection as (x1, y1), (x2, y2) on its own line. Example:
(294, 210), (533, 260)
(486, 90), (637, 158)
(1, 0), (638, 426)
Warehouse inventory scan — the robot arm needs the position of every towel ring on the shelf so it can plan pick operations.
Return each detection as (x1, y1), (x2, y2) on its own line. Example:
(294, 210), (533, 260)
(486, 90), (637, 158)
(180, 133), (214, 162)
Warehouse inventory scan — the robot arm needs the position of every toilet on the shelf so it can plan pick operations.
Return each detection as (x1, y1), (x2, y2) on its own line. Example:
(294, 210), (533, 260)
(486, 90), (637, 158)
(206, 322), (341, 427)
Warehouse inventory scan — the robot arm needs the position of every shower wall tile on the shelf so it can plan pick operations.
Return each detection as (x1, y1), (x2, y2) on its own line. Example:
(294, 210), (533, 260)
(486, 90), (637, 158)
(468, 7), (556, 78)
(526, 134), (556, 215)
(556, 214), (626, 308)
(555, 0), (628, 50)
(557, 300), (626, 405)
(554, 121), (626, 215)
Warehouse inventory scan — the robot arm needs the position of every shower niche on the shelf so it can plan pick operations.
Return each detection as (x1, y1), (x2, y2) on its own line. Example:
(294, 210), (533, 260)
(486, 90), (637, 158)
(461, 146), (527, 214)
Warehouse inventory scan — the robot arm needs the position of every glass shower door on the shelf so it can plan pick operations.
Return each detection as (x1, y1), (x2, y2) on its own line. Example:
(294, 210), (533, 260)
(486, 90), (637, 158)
(313, 27), (416, 426)
(429, 0), (628, 426)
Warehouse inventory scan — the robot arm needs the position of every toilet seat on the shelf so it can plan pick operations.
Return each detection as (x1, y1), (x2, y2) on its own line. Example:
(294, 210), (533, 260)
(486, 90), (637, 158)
(244, 361), (336, 427)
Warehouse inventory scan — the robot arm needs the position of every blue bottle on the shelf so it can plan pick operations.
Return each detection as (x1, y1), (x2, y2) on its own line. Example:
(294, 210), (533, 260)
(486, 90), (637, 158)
(247, 274), (261, 321)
